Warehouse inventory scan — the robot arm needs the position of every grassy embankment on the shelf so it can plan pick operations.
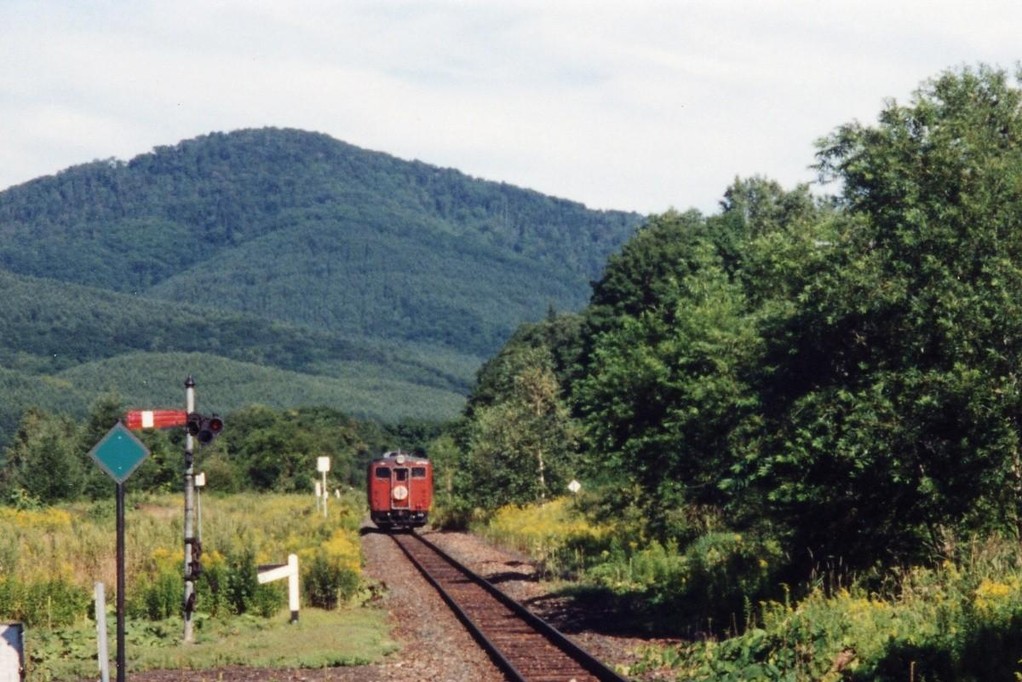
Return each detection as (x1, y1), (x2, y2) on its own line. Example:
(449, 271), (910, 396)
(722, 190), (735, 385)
(0, 492), (397, 680)
(475, 496), (1022, 681)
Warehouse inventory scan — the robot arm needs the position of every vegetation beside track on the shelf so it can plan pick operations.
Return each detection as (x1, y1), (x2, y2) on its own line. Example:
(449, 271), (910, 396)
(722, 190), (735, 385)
(473, 498), (1022, 680)
(0, 492), (391, 680)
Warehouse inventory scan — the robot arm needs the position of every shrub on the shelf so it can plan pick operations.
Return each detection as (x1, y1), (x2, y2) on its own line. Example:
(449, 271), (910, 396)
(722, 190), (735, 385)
(480, 497), (615, 577)
(129, 569), (180, 621)
(666, 532), (783, 634)
(127, 547), (181, 621)
(221, 548), (284, 617)
(0, 578), (91, 627)
(197, 549), (231, 617)
(636, 536), (1022, 680)
(301, 529), (361, 608)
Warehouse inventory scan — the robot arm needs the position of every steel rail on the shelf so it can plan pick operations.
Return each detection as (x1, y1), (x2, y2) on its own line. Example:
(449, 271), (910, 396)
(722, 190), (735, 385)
(391, 531), (628, 682)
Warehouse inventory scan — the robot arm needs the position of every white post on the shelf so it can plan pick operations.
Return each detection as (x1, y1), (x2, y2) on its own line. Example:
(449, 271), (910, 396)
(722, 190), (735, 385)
(287, 553), (300, 623)
(94, 583), (110, 682)
(316, 457), (330, 519)
(257, 555), (300, 623)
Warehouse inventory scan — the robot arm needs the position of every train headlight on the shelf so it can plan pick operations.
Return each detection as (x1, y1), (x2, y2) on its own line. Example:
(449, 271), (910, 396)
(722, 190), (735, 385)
(392, 485), (409, 501)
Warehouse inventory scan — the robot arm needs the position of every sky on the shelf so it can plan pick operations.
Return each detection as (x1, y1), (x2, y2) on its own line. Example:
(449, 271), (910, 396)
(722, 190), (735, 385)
(2, 1), (1021, 215)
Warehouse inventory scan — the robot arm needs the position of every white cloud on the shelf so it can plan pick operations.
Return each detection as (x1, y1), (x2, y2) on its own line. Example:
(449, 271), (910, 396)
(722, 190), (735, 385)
(2, 1), (1021, 213)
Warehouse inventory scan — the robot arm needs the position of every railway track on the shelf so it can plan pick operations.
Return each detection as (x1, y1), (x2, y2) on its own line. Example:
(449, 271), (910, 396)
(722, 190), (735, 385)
(390, 531), (628, 682)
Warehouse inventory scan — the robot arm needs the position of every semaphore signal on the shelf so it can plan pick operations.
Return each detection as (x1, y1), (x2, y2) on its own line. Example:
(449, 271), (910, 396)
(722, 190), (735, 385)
(122, 377), (223, 644)
(123, 409), (188, 430)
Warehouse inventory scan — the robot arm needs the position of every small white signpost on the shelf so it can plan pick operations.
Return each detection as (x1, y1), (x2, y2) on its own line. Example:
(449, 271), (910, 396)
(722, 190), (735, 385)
(94, 584), (109, 682)
(316, 457), (330, 518)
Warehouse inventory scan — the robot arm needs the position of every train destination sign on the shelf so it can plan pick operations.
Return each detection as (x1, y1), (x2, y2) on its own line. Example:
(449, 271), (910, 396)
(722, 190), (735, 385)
(89, 422), (151, 483)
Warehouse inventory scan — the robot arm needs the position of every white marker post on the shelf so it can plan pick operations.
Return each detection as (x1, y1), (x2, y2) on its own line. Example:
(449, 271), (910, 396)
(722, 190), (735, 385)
(94, 583), (109, 682)
(316, 457), (330, 518)
(257, 554), (300, 623)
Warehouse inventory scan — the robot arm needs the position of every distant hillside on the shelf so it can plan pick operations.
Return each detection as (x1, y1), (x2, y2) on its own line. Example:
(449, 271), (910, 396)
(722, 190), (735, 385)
(0, 128), (641, 434)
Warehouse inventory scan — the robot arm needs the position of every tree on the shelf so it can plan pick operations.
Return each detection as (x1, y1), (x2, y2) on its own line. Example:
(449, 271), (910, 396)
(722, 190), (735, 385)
(744, 65), (1022, 563)
(467, 313), (585, 417)
(585, 209), (709, 334)
(577, 238), (760, 539)
(1, 408), (84, 504)
(225, 405), (365, 492)
(464, 346), (580, 508)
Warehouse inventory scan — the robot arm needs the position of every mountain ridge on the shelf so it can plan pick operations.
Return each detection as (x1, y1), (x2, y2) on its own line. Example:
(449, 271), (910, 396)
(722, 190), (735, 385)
(0, 127), (642, 438)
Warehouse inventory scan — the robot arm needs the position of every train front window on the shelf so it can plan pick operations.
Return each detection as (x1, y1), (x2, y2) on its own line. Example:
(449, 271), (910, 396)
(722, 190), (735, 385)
(375, 467), (391, 479)
(395, 468), (408, 481)
(412, 467), (426, 478)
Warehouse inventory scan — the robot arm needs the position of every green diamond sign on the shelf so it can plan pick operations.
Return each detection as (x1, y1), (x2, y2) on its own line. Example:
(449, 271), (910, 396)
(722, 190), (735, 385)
(89, 422), (150, 483)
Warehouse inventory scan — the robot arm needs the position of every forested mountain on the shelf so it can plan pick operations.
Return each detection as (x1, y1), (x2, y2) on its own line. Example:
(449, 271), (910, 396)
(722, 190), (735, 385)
(0, 128), (641, 439)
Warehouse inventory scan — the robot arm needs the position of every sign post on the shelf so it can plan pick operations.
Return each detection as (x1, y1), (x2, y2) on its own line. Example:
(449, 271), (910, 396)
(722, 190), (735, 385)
(88, 422), (150, 682)
(257, 554), (301, 623)
(0, 623), (24, 682)
(317, 457), (330, 518)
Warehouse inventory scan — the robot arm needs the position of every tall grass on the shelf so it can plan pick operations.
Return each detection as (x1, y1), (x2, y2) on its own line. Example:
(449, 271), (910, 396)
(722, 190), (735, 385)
(479, 497), (615, 577)
(0, 491), (367, 627)
(480, 497), (1022, 680)
(2, 491), (380, 680)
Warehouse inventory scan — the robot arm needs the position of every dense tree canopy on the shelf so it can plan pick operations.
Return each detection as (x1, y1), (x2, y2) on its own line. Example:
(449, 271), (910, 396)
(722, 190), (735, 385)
(0, 398), (406, 505)
(449, 65), (1022, 573)
(0, 128), (641, 446)
(748, 65), (1022, 559)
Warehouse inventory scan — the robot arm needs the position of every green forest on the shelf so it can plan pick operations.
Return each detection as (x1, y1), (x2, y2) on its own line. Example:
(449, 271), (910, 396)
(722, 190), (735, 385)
(6, 64), (1022, 679)
(434, 65), (1022, 679)
(0, 127), (640, 444)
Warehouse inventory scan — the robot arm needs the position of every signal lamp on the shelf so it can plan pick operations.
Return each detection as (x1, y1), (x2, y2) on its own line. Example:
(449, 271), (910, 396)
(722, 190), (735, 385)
(186, 412), (224, 445)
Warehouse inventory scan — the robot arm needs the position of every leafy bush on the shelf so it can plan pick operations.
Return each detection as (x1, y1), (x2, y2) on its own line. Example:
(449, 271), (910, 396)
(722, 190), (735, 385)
(635, 536), (1022, 680)
(0, 578), (90, 627)
(668, 532), (783, 633)
(129, 569), (180, 621)
(301, 529), (362, 608)
(218, 548), (285, 617)
(127, 547), (181, 621)
(197, 549), (231, 617)
(479, 497), (615, 578)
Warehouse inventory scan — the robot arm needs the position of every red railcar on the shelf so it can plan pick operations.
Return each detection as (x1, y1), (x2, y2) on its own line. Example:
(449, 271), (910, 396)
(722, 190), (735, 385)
(367, 450), (433, 530)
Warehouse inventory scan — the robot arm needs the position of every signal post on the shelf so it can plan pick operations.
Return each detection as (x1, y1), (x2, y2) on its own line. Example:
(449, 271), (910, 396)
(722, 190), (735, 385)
(183, 376), (197, 643)
(123, 375), (223, 644)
